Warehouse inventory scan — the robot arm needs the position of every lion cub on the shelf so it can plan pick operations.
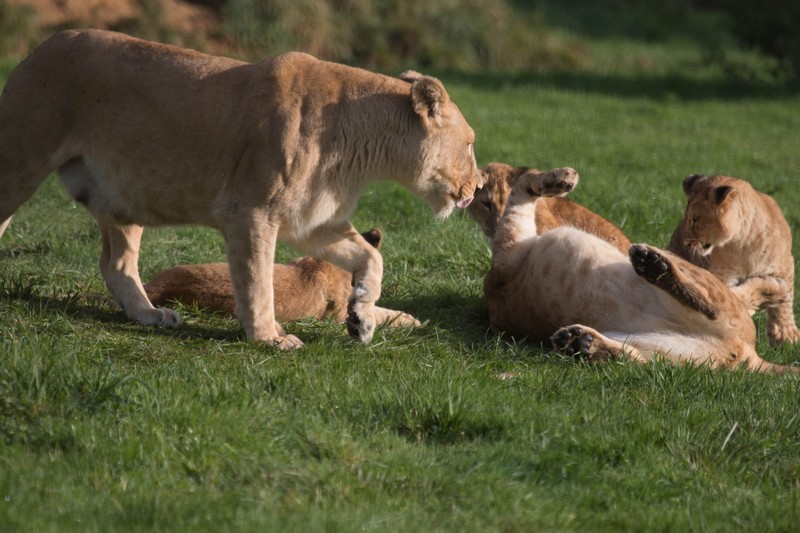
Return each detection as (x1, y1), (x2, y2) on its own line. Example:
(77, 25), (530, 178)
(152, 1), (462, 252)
(144, 229), (421, 328)
(485, 167), (795, 373)
(468, 163), (630, 252)
(668, 174), (800, 345)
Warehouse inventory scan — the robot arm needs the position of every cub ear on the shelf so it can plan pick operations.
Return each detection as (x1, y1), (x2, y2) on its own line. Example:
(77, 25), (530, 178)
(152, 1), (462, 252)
(682, 174), (708, 196)
(361, 228), (383, 251)
(713, 185), (734, 204)
(411, 76), (449, 126)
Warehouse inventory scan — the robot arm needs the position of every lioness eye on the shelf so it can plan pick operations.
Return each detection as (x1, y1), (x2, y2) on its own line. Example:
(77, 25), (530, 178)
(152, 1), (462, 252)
(481, 200), (492, 211)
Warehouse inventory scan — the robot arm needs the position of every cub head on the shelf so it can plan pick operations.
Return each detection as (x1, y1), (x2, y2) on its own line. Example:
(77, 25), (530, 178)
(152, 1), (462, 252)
(678, 174), (744, 256)
(404, 73), (482, 219)
(467, 163), (535, 240)
(360, 228), (383, 251)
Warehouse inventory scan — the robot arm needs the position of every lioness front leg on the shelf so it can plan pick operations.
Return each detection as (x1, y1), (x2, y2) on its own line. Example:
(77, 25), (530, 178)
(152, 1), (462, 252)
(223, 213), (302, 349)
(99, 222), (180, 327)
(296, 222), (384, 344)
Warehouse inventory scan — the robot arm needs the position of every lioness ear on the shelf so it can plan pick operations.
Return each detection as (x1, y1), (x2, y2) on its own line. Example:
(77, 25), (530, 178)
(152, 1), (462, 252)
(682, 174), (707, 196)
(399, 70), (423, 82)
(411, 76), (449, 126)
(713, 185), (734, 204)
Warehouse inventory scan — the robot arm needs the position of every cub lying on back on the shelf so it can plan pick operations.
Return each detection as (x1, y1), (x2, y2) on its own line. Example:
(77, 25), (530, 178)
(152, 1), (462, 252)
(468, 163), (630, 252)
(484, 167), (795, 373)
(668, 174), (800, 345)
(144, 229), (420, 328)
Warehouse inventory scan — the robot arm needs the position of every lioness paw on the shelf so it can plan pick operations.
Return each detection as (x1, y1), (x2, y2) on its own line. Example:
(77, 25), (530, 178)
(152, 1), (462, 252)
(134, 307), (181, 327)
(346, 300), (377, 344)
(551, 325), (595, 356)
(630, 245), (670, 283)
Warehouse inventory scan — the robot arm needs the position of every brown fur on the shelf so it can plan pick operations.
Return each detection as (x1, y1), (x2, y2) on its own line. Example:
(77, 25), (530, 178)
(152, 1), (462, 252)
(468, 163), (630, 252)
(143, 229), (420, 327)
(484, 167), (795, 373)
(0, 30), (481, 349)
(668, 174), (800, 345)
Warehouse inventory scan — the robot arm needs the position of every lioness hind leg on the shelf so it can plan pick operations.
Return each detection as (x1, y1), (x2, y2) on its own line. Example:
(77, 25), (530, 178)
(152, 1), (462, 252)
(629, 244), (719, 320)
(99, 223), (180, 327)
(550, 324), (648, 363)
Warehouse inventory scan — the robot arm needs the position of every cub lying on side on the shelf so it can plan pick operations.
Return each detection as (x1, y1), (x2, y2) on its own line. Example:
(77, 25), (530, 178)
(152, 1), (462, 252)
(668, 174), (800, 345)
(468, 163), (630, 252)
(484, 167), (795, 373)
(143, 229), (420, 328)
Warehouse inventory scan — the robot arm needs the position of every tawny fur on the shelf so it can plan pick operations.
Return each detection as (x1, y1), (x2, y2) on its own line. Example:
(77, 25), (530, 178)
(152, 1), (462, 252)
(668, 174), (800, 345)
(468, 162), (630, 252)
(0, 30), (481, 349)
(484, 167), (795, 374)
(144, 229), (420, 327)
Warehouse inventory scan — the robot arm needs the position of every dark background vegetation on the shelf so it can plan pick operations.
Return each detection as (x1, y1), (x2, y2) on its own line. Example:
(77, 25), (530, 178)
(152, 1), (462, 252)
(1, 0), (798, 78)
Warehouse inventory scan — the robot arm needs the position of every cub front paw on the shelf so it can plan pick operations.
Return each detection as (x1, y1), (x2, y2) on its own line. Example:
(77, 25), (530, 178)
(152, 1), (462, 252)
(517, 167), (579, 198)
(629, 244), (670, 283)
(347, 299), (377, 344)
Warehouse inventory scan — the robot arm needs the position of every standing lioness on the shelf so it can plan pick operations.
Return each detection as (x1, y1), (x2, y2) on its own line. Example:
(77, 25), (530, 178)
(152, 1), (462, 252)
(0, 30), (481, 348)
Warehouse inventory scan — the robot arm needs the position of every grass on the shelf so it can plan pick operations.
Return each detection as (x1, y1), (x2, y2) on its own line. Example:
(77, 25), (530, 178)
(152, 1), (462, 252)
(2, 37), (800, 531)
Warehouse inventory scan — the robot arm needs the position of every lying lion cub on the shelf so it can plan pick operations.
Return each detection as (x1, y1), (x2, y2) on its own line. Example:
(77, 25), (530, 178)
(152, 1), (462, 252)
(468, 163), (630, 252)
(0, 30), (482, 349)
(144, 229), (420, 327)
(668, 174), (800, 345)
(484, 167), (795, 373)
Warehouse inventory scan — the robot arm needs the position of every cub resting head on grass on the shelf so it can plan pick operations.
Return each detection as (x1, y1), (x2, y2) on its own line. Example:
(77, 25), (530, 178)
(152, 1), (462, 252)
(668, 174), (800, 345)
(143, 228), (421, 329)
(477, 166), (796, 373)
(0, 30), (481, 350)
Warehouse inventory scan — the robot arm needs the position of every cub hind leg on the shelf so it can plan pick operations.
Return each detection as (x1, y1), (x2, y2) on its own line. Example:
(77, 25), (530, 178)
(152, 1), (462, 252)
(99, 222), (180, 327)
(629, 244), (719, 320)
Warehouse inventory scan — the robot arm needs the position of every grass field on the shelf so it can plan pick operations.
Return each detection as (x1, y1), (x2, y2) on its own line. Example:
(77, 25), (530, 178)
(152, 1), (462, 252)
(2, 39), (800, 531)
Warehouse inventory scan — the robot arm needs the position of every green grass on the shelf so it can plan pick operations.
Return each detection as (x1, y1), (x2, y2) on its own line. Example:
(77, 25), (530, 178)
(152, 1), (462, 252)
(2, 42), (800, 531)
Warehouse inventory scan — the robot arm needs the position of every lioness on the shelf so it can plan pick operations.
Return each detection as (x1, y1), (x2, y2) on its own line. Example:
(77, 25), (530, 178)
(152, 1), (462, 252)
(0, 30), (481, 348)
(468, 162), (630, 252)
(485, 167), (795, 373)
(143, 228), (420, 327)
(667, 174), (800, 345)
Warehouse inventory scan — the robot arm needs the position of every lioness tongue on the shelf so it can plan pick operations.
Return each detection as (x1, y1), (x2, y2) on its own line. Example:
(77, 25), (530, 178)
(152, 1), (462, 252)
(456, 196), (474, 209)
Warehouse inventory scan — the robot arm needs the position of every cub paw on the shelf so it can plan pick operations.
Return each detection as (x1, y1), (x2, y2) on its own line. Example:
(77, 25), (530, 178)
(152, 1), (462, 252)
(629, 244), (670, 283)
(517, 167), (579, 198)
(347, 299), (377, 344)
(768, 323), (800, 345)
(550, 325), (594, 356)
(270, 334), (304, 350)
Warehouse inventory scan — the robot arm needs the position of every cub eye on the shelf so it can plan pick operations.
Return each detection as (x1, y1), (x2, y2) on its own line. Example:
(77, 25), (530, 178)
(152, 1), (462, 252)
(481, 200), (492, 211)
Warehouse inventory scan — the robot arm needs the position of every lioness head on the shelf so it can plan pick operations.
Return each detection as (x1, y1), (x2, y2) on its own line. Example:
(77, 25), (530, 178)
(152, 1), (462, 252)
(678, 174), (742, 256)
(403, 72), (482, 219)
(468, 163), (534, 239)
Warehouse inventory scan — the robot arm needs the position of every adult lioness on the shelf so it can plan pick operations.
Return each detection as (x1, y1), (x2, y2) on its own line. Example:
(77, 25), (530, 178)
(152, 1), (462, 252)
(468, 162), (631, 252)
(0, 30), (481, 348)
(143, 228), (420, 327)
(485, 167), (795, 373)
(667, 174), (800, 345)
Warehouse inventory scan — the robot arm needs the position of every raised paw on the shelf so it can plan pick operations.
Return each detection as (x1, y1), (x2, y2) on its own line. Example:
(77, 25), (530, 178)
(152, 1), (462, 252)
(629, 244), (670, 283)
(550, 325), (594, 356)
(516, 167), (579, 198)
(347, 299), (377, 344)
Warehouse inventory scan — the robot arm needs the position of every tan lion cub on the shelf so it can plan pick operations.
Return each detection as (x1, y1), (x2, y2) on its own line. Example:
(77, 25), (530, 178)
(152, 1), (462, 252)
(468, 163), (630, 252)
(143, 229), (420, 327)
(485, 167), (795, 373)
(668, 174), (800, 345)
